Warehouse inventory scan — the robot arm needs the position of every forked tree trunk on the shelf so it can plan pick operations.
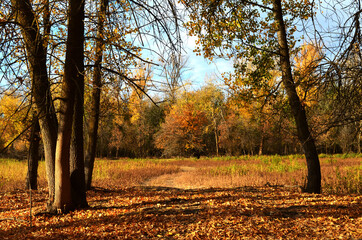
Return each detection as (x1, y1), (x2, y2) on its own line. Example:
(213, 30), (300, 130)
(11, 0), (57, 205)
(53, 0), (86, 213)
(272, 0), (321, 193)
(85, 0), (108, 190)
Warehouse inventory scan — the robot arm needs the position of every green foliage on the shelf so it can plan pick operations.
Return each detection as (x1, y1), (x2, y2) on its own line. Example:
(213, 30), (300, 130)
(258, 155), (304, 173)
(324, 166), (361, 194)
(183, 0), (313, 100)
(209, 164), (249, 176)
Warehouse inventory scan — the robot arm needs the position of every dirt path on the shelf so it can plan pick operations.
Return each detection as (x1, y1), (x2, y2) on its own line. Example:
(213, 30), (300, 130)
(142, 166), (200, 189)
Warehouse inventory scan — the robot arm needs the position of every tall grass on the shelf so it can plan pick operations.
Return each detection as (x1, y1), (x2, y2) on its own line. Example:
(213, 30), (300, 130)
(0, 155), (360, 194)
(0, 158), (47, 191)
(92, 159), (180, 188)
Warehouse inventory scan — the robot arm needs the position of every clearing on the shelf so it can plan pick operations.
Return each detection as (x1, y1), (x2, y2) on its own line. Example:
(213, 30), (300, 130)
(0, 156), (361, 239)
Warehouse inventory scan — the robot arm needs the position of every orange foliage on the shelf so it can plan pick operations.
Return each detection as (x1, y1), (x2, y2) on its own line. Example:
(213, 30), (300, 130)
(156, 102), (207, 156)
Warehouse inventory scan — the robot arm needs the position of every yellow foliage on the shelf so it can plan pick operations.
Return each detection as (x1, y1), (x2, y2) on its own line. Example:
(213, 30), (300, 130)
(0, 94), (29, 147)
(294, 42), (323, 107)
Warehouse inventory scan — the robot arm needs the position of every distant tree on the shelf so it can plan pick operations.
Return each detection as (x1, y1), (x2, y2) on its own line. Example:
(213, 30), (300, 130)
(156, 100), (207, 157)
(0, 93), (29, 153)
(189, 83), (225, 156)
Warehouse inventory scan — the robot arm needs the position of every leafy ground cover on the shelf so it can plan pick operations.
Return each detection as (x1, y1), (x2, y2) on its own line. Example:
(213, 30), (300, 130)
(0, 186), (361, 239)
(0, 155), (361, 239)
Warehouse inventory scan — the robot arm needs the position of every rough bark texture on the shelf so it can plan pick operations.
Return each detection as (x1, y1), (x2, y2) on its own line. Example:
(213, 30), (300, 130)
(85, 0), (108, 190)
(11, 0), (57, 204)
(26, 115), (40, 190)
(53, 0), (85, 213)
(272, 0), (321, 193)
(70, 85), (88, 208)
(69, 0), (87, 207)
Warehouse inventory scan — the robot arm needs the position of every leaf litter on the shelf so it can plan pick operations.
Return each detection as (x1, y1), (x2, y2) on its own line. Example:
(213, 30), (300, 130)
(0, 185), (361, 239)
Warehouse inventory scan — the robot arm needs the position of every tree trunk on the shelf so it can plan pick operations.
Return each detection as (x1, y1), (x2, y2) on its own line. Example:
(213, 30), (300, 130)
(357, 121), (361, 154)
(272, 0), (321, 193)
(53, 0), (85, 213)
(70, 85), (88, 208)
(212, 109), (219, 156)
(258, 121), (265, 155)
(26, 115), (40, 190)
(69, 0), (87, 206)
(11, 0), (57, 205)
(85, 0), (108, 190)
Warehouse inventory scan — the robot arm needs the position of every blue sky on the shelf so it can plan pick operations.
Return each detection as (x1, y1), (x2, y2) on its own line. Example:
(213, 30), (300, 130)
(180, 33), (234, 88)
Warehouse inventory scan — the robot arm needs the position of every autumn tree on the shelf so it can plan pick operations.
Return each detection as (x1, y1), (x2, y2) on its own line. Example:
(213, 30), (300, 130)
(0, 93), (30, 155)
(104, 65), (166, 158)
(82, 0), (181, 188)
(84, 0), (109, 191)
(183, 0), (322, 193)
(156, 98), (208, 157)
(299, 0), (362, 154)
(187, 82), (225, 156)
(6, 0), (59, 208)
(218, 102), (259, 155)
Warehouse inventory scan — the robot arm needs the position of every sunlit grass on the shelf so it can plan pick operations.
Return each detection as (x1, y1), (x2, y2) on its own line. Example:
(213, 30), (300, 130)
(0, 155), (360, 194)
(0, 158), (47, 191)
(92, 158), (180, 188)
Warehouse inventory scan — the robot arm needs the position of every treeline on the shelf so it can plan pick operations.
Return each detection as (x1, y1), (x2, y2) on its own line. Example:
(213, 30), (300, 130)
(94, 83), (361, 159)
(1, 58), (361, 160)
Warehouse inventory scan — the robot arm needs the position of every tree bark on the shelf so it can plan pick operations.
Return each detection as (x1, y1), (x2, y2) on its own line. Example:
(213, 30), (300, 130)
(272, 0), (321, 193)
(70, 84), (88, 208)
(85, 0), (108, 190)
(11, 0), (57, 205)
(53, 0), (85, 213)
(69, 0), (87, 207)
(26, 115), (40, 190)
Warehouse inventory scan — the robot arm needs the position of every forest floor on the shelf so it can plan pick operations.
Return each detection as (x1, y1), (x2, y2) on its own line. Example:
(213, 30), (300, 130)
(0, 156), (361, 239)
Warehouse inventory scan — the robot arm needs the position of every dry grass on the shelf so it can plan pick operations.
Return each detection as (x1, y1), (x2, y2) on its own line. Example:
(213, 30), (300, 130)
(0, 159), (47, 191)
(0, 155), (360, 194)
(92, 158), (180, 188)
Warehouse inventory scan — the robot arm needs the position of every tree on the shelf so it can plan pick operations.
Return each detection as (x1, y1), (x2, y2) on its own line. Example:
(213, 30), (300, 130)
(293, 43), (323, 108)
(183, 0), (322, 192)
(187, 82), (225, 156)
(4, 0), (182, 211)
(218, 105), (259, 155)
(156, 100), (208, 157)
(300, 0), (362, 154)
(107, 66), (166, 158)
(160, 51), (189, 104)
(0, 93), (29, 154)
(9, 0), (58, 207)
(84, 0), (108, 191)
(83, 0), (181, 187)
(26, 114), (40, 190)
(53, 0), (86, 212)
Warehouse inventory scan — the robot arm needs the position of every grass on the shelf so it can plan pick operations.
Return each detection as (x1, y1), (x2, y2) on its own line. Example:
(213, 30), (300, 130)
(0, 158), (47, 191)
(0, 155), (360, 194)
